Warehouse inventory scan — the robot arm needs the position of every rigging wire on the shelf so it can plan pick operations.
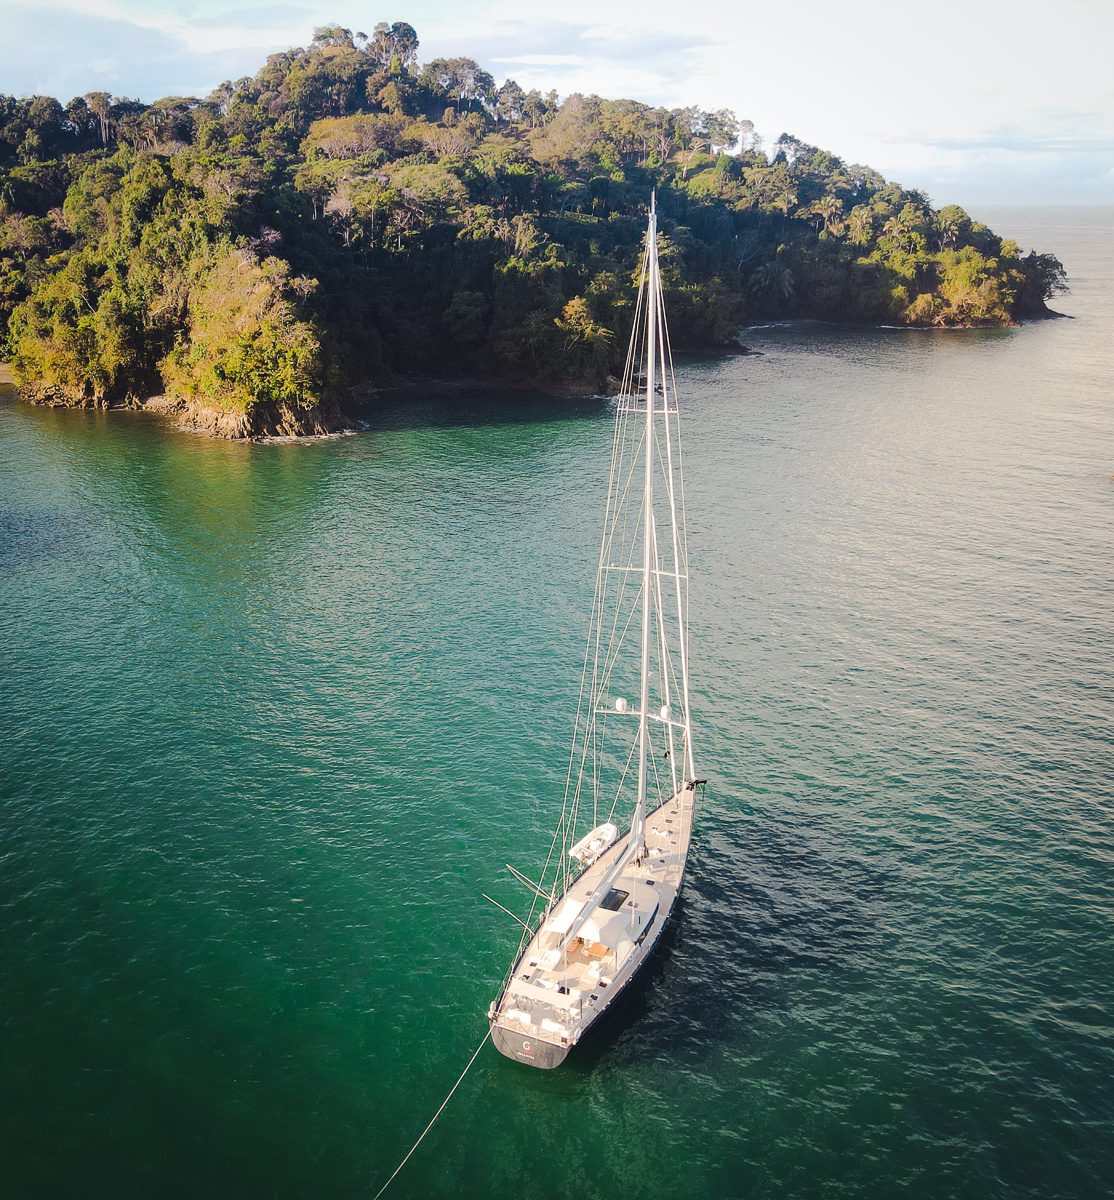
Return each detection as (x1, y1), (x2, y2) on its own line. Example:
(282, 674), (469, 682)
(370, 1030), (490, 1200)
(494, 195), (695, 992)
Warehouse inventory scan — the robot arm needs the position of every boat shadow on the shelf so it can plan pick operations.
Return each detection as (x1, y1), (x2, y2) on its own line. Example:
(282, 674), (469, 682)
(540, 813), (895, 1076)
(351, 388), (613, 433)
(560, 899), (692, 1074)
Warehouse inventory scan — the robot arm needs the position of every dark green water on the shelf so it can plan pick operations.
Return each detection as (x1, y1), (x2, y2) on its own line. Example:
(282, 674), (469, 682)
(2, 207), (1111, 1199)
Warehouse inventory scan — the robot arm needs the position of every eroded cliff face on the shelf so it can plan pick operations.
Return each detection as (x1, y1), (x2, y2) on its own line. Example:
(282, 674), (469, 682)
(150, 396), (355, 440)
(14, 379), (356, 440)
(15, 382), (110, 409)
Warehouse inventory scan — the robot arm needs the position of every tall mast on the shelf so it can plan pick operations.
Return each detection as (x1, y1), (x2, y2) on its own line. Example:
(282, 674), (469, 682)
(551, 198), (662, 950)
(634, 194), (657, 856)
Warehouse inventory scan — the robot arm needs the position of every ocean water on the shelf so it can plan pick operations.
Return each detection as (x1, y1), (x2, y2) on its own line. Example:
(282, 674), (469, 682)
(1, 206), (1111, 1199)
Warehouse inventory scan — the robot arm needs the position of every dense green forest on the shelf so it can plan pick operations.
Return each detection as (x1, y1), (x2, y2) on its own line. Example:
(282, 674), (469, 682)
(0, 22), (1067, 434)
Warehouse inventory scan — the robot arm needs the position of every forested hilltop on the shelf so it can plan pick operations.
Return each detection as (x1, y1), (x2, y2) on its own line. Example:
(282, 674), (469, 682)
(0, 22), (1067, 436)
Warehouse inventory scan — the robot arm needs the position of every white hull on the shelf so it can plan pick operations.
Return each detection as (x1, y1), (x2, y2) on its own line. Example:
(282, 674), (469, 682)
(490, 784), (695, 1068)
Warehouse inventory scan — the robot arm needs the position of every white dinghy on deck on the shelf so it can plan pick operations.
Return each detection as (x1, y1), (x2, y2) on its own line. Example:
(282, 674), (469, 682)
(489, 195), (704, 1068)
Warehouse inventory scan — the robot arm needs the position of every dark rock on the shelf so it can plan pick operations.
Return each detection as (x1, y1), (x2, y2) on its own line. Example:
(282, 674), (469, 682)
(165, 396), (356, 440)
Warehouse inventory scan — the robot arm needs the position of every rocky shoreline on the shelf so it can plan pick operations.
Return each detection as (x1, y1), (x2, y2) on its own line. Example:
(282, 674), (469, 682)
(142, 395), (356, 440)
(1, 330), (767, 441)
(3, 359), (627, 439)
(2, 370), (358, 441)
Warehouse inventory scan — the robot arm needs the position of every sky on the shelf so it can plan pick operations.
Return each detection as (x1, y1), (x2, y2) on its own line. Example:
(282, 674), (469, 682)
(1, 0), (1112, 209)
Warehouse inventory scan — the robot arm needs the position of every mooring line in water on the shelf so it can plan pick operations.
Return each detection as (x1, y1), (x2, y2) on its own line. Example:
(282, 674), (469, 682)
(371, 1029), (490, 1200)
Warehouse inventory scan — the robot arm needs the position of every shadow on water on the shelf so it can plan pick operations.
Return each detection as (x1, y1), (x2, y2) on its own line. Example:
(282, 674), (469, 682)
(0, 509), (88, 575)
(353, 387), (613, 433)
(492, 801), (896, 1086)
(560, 897), (690, 1074)
(597, 810), (895, 1071)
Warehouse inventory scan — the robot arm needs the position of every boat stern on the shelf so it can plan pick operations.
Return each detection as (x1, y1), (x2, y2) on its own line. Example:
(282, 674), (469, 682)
(489, 1020), (570, 1069)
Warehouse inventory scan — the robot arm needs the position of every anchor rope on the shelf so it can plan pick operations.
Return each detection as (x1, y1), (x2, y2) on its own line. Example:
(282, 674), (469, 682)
(371, 1030), (490, 1200)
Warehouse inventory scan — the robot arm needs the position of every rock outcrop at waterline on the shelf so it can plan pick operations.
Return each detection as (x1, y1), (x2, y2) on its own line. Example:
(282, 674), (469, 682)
(147, 395), (355, 439)
(15, 381), (355, 440)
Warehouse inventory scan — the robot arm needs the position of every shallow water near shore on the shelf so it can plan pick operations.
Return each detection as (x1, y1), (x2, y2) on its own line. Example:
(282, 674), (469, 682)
(1, 206), (1111, 1199)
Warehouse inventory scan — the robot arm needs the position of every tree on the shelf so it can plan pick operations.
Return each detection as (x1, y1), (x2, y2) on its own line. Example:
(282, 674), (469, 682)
(302, 113), (409, 159)
(1015, 251), (1068, 314)
(773, 132), (805, 163)
(810, 195), (844, 236)
(389, 22), (419, 68)
(935, 203), (971, 249)
(749, 259), (795, 304)
(746, 162), (798, 216)
(413, 118), (476, 158)
(312, 25), (355, 49)
(531, 93), (601, 166)
(161, 248), (323, 413)
(375, 80), (408, 116)
(443, 289), (489, 347)
(496, 80), (525, 124)
(737, 119), (760, 155)
(840, 206), (866, 245)
(62, 97), (98, 145)
(706, 108), (740, 152)
(369, 21), (419, 69)
(554, 294), (613, 378)
(84, 92), (113, 146)
(421, 58), (495, 110)
(521, 90), (545, 128)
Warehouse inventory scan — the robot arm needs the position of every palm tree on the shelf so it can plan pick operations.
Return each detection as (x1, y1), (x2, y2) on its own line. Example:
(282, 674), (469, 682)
(810, 195), (845, 236)
(778, 177), (798, 217)
(847, 207), (872, 246)
(749, 260), (795, 304)
(882, 214), (917, 252)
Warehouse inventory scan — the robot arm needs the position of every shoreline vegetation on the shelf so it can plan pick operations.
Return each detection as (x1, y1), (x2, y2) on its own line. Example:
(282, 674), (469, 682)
(0, 22), (1068, 439)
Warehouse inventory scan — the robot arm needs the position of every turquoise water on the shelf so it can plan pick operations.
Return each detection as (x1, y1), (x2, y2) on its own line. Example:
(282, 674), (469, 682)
(1, 207), (1111, 1199)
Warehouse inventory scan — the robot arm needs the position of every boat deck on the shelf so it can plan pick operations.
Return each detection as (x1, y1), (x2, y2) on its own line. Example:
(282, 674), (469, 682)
(491, 787), (694, 1061)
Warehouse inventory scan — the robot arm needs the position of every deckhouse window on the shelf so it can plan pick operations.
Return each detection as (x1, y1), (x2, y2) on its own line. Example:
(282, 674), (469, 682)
(600, 888), (629, 911)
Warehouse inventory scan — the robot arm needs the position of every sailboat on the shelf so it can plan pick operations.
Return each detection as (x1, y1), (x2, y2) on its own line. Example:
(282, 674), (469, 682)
(488, 196), (703, 1069)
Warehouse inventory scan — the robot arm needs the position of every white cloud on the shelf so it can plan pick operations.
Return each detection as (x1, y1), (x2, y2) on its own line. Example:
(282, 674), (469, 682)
(490, 55), (585, 66)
